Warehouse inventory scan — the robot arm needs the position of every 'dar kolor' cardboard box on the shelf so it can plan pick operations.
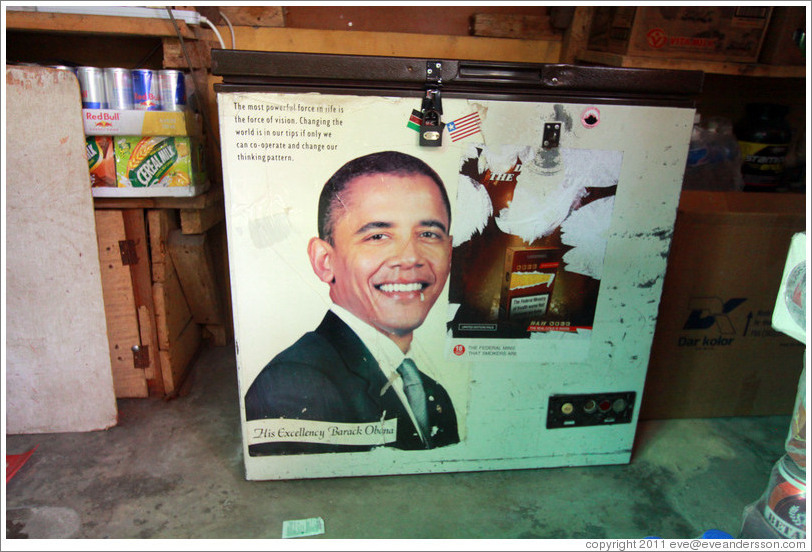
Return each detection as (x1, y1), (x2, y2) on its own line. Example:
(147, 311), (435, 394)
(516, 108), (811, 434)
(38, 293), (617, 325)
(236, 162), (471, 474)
(641, 191), (806, 420)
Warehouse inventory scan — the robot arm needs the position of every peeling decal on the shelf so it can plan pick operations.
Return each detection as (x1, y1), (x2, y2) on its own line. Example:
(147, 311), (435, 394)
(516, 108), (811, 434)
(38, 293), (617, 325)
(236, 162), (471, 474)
(581, 107), (601, 129)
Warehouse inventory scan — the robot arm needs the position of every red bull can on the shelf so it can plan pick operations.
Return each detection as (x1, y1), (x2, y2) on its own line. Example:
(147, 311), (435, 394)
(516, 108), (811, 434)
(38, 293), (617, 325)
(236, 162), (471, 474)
(104, 67), (134, 110)
(158, 70), (186, 111)
(76, 66), (107, 109)
(132, 69), (161, 111)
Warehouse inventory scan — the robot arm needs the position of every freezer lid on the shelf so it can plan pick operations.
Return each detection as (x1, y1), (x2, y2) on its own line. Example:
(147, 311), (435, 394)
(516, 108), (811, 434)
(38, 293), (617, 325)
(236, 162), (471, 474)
(211, 49), (703, 104)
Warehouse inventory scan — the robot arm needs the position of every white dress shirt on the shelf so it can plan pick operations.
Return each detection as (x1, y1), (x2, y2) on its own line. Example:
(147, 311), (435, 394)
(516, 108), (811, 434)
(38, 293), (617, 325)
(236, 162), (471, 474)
(330, 305), (430, 442)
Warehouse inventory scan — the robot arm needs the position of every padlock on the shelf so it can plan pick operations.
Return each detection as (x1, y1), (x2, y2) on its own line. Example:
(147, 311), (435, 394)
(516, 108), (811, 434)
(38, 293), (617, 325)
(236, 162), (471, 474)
(420, 109), (443, 147)
(419, 87), (444, 147)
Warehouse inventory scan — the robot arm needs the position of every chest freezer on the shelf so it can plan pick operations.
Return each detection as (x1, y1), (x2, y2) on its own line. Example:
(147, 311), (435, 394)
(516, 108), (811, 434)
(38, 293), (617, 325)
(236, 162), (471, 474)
(212, 50), (703, 480)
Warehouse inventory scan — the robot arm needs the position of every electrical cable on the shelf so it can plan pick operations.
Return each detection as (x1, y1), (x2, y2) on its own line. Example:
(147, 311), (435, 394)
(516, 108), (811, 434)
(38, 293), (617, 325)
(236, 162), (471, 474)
(199, 15), (226, 50)
(132, 42), (163, 69)
(218, 10), (236, 49)
(164, 7), (220, 162)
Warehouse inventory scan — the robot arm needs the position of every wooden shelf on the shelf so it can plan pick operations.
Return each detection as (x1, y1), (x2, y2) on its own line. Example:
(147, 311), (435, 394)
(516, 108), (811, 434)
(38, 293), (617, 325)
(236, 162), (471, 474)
(577, 49), (805, 79)
(93, 186), (224, 236)
(93, 185), (222, 210)
(6, 10), (214, 41)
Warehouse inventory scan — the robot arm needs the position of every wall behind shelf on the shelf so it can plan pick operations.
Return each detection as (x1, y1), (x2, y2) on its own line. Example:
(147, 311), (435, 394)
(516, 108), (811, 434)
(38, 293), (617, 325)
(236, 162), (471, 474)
(5, 30), (166, 69)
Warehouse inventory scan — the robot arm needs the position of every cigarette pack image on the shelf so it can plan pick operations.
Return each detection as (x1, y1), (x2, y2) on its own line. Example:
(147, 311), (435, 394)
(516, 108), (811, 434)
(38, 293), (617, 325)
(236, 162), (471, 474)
(499, 246), (562, 321)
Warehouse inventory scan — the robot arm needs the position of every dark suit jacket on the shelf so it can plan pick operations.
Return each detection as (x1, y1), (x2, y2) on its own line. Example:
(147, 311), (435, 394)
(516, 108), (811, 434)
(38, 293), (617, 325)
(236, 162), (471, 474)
(245, 310), (459, 455)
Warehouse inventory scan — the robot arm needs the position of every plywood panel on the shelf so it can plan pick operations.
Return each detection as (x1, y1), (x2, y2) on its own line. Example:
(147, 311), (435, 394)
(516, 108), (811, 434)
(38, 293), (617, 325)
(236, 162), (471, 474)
(95, 210), (149, 398)
(6, 65), (118, 433)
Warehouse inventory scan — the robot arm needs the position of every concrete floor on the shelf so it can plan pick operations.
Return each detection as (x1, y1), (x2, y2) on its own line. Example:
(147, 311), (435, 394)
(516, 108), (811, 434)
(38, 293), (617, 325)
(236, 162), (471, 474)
(4, 344), (791, 541)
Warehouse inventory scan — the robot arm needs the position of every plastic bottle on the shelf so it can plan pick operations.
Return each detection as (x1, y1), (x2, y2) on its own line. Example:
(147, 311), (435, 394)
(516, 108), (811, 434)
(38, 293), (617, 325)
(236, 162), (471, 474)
(683, 113), (744, 191)
(785, 364), (806, 470)
(705, 116), (744, 191)
(683, 113), (713, 190)
(734, 103), (793, 192)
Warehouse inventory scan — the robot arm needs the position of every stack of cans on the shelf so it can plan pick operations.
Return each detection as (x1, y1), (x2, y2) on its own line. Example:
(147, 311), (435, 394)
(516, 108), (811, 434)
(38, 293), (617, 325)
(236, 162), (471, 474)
(76, 66), (186, 111)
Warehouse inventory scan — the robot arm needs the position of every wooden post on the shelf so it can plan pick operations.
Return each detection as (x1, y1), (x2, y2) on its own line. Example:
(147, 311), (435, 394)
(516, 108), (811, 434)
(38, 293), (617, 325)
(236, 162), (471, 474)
(122, 209), (166, 397)
(95, 210), (149, 398)
(559, 6), (594, 64)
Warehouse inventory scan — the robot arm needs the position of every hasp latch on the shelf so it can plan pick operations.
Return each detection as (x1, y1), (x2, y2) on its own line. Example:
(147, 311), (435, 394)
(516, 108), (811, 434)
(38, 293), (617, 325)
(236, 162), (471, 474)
(420, 61), (444, 147)
(542, 122), (561, 149)
(131, 344), (150, 369)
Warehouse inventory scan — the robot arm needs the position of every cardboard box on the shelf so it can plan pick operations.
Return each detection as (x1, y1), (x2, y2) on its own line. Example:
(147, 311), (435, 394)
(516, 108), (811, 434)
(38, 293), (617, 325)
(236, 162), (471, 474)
(83, 109), (200, 136)
(98, 135), (207, 198)
(587, 6), (772, 63)
(758, 6), (806, 66)
(641, 191), (806, 420)
(86, 135), (116, 187)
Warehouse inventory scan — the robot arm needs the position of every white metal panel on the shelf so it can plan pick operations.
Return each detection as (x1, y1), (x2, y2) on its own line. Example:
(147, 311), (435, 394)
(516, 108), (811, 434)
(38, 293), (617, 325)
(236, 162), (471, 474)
(217, 91), (693, 479)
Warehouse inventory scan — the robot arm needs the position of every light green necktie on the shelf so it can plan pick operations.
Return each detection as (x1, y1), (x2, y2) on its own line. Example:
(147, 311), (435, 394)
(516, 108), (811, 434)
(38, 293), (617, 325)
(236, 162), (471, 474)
(397, 358), (430, 442)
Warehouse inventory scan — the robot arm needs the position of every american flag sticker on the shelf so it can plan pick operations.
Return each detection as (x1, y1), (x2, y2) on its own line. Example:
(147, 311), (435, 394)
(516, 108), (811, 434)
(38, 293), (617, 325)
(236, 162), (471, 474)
(407, 109), (422, 132)
(447, 112), (482, 142)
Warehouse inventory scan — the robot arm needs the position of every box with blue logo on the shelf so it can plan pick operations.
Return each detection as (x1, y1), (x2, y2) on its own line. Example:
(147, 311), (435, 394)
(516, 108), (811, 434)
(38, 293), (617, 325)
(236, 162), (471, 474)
(641, 191), (806, 419)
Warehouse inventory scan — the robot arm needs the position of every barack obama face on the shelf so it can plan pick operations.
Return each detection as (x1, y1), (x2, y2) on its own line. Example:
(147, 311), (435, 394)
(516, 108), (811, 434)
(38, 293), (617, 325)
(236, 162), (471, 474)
(308, 153), (452, 353)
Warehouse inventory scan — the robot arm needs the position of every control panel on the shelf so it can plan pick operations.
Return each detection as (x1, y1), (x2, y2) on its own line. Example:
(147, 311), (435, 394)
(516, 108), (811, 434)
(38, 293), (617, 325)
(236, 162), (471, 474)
(546, 391), (636, 429)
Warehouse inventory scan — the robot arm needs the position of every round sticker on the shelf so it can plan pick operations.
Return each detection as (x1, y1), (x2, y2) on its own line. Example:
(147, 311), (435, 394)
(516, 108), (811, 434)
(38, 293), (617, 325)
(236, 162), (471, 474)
(581, 107), (600, 129)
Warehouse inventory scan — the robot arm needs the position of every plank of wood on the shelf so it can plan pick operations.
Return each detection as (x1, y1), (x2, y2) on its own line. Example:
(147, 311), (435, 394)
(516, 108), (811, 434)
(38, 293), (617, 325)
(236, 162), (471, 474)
(95, 210), (149, 398)
(471, 13), (562, 40)
(162, 36), (213, 69)
(167, 230), (225, 326)
(232, 27), (561, 64)
(147, 210), (178, 284)
(283, 6), (549, 37)
(93, 183), (222, 210)
(160, 318), (203, 396)
(576, 50), (806, 78)
(6, 10), (199, 39)
(180, 198), (224, 234)
(122, 209), (165, 396)
(207, 221), (234, 346)
(218, 6), (284, 27)
(152, 267), (194, 351)
(559, 7), (593, 64)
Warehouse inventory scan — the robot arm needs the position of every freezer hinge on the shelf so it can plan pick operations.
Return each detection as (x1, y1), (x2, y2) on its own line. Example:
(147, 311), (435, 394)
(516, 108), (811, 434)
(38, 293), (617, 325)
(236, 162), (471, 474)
(131, 345), (150, 369)
(420, 61), (444, 147)
(119, 239), (138, 266)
